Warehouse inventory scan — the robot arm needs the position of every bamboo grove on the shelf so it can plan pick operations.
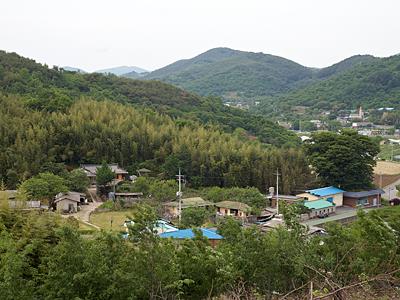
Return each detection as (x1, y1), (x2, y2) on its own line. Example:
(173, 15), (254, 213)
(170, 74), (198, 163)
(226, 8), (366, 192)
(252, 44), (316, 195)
(0, 94), (312, 193)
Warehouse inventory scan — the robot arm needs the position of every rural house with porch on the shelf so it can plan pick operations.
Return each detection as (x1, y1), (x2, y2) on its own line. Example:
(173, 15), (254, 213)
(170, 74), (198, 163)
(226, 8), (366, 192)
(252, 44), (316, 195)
(80, 163), (128, 186)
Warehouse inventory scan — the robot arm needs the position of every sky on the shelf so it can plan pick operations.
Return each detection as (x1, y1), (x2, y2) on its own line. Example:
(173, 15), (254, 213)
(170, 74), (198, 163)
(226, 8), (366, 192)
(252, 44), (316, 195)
(0, 0), (399, 72)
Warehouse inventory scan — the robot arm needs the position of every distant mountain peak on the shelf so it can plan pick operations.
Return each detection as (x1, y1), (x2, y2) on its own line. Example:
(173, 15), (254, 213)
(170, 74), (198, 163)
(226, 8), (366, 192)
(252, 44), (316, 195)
(95, 66), (148, 76)
(62, 66), (86, 73)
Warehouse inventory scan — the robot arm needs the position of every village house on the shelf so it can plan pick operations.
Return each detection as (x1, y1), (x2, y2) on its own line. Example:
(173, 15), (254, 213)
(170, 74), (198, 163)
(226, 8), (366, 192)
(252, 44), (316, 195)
(373, 173), (400, 200)
(54, 192), (86, 213)
(159, 228), (223, 247)
(256, 217), (326, 235)
(297, 186), (345, 206)
(215, 201), (250, 218)
(163, 197), (214, 218)
(304, 199), (336, 218)
(343, 189), (384, 208)
(80, 163), (129, 186)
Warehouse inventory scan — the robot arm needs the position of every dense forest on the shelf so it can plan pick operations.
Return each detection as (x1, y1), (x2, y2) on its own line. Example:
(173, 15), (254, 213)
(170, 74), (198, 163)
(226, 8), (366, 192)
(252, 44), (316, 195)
(0, 50), (298, 146)
(0, 95), (312, 193)
(258, 54), (400, 116)
(0, 204), (399, 299)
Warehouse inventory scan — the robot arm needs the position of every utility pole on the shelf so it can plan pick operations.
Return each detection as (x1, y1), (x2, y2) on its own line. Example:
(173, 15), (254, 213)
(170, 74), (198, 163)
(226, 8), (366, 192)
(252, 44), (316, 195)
(274, 168), (281, 214)
(391, 143), (394, 161)
(176, 168), (183, 225)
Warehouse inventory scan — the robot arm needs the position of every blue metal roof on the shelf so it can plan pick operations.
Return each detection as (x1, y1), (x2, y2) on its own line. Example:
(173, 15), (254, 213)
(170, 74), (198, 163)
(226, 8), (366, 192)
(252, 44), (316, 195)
(304, 199), (335, 210)
(159, 228), (223, 240)
(306, 186), (345, 197)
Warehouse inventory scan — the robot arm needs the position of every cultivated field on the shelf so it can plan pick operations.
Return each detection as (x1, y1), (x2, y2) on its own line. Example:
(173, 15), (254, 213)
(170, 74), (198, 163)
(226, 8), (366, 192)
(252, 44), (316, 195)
(374, 160), (400, 175)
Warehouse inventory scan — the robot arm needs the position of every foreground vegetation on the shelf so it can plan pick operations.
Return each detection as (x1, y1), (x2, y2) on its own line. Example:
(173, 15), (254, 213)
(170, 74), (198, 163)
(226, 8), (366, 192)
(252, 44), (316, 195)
(0, 204), (399, 299)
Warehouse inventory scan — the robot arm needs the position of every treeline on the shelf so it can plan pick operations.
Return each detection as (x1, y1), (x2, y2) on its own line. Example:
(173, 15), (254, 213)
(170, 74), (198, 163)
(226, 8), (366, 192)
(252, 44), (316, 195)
(0, 205), (399, 299)
(0, 50), (298, 146)
(0, 95), (312, 193)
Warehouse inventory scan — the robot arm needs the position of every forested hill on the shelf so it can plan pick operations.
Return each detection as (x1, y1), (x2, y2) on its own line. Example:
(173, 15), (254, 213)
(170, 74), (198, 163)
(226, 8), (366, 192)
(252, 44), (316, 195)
(0, 50), (298, 146)
(143, 48), (376, 100)
(261, 54), (400, 114)
(0, 95), (311, 193)
(144, 47), (314, 98)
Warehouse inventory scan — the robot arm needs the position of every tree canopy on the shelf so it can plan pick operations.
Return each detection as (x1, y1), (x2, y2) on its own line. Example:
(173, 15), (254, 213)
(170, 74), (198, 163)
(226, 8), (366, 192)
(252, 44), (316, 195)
(304, 130), (380, 190)
(18, 172), (68, 203)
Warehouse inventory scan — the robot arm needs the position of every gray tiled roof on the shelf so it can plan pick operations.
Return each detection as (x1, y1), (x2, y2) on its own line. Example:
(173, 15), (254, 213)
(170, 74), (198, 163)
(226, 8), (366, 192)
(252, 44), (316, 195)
(80, 164), (128, 175)
(343, 189), (384, 198)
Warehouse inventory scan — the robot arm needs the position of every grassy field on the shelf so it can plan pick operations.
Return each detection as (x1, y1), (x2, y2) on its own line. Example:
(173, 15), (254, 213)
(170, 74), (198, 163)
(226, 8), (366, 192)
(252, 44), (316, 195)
(374, 160), (400, 175)
(78, 221), (98, 231)
(377, 143), (400, 161)
(373, 205), (400, 228)
(90, 210), (135, 231)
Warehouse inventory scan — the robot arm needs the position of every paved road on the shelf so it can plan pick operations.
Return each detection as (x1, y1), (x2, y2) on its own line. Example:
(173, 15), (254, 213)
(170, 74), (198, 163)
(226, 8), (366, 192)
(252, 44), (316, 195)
(302, 206), (380, 226)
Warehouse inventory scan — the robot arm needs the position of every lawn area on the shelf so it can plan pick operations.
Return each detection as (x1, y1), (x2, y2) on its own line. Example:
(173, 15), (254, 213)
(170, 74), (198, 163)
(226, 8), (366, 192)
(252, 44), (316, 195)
(90, 210), (135, 231)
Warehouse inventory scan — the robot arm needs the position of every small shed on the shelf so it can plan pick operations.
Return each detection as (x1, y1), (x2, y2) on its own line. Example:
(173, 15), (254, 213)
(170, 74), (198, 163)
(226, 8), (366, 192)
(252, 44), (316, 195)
(267, 194), (302, 208)
(343, 189), (384, 208)
(304, 199), (336, 218)
(115, 192), (143, 202)
(163, 197), (214, 217)
(54, 192), (84, 213)
(215, 201), (250, 218)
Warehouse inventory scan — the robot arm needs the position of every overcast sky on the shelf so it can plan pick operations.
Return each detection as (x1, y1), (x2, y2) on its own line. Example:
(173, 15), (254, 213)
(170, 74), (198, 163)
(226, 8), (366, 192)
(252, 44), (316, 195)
(1, 0), (399, 72)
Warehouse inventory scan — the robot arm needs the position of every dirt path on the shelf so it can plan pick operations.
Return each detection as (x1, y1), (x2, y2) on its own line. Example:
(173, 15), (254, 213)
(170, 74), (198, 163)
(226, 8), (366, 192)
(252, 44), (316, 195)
(61, 188), (102, 229)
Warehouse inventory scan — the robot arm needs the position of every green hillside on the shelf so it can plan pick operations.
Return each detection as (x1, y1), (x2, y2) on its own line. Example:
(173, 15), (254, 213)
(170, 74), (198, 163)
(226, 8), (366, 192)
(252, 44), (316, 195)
(144, 47), (315, 98)
(143, 48), (376, 102)
(0, 50), (298, 146)
(260, 54), (400, 115)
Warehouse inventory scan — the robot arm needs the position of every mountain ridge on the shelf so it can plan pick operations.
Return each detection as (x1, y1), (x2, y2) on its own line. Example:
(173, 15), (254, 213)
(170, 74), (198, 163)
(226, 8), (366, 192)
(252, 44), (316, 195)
(142, 47), (377, 101)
